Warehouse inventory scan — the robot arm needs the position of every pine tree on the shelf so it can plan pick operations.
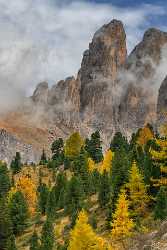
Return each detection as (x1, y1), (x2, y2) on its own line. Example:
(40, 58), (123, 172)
(154, 186), (167, 220)
(73, 149), (92, 195)
(98, 171), (111, 208)
(111, 148), (130, 210)
(30, 231), (39, 250)
(9, 191), (28, 235)
(111, 190), (134, 241)
(110, 132), (129, 152)
(40, 149), (47, 165)
(127, 161), (150, 217)
(0, 161), (11, 199)
(46, 186), (57, 218)
(64, 132), (84, 159)
(65, 176), (85, 216)
(6, 234), (18, 250)
(54, 172), (67, 209)
(51, 138), (64, 168)
(10, 152), (22, 174)
(40, 219), (54, 250)
(68, 210), (111, 250)
(0, 198), (13, 250)
(85, 131), (103, 163)
(38, 183), (49, 215)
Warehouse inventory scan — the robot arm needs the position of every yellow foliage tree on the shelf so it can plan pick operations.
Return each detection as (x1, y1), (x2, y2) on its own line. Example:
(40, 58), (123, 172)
(111, 190), (134, 241)
(68, 210), (112, 250)
(127, 161), (150, 216)
(64, 132), (84, 159)
(137, 126), (154, 147)
(150, 138), (167, 186)
(88, 158), (96, 172)
(15, 176), (37, 215)
(99, 150), (114, 174)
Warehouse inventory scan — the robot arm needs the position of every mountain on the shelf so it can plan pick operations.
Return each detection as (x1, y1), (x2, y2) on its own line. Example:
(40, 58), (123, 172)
(1, 19), (167, 163)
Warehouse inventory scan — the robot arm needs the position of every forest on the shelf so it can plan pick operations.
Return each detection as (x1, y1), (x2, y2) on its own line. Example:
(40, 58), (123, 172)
(1, 124), (167, 250)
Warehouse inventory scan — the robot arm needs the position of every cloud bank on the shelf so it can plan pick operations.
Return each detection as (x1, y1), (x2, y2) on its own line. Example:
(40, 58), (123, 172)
(0, 0), (166, 111)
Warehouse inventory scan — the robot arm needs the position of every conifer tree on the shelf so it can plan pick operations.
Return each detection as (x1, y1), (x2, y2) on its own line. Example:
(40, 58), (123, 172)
(64, 132), (84, 159)
(127, 161), (150, 217)
(98, 171), (111, 208)
(6, 234), (18, 250)
(51, 138), (64, 167)
(111, 190), (134, 241)
(110, 132), (129, 152)
(46, 186), (57, 218)
(10, 152), (22, 174)
(68, 210), (111, 250)
(111, 148), (130, 210)
(40, 219), (54, 250)
(65, 176), (85, 216)
(0, 198), (13, 250)
(54, 172), (67, 209)
(38, 183), (49, 215)
(39, 149), (47, 165)
(85, 131), (103, 163)
(0, 161), (11, 199)
(99, 150), (114, 174)
(154, 186), (167, 220)
(9, 191), (28, 235)
(30, 231), (39, 250)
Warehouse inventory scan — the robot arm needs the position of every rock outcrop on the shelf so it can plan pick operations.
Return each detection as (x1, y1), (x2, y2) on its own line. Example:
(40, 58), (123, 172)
(118, 28), (167, 133)
(157, 76), (167, 126)
(1, 19), (167, 163)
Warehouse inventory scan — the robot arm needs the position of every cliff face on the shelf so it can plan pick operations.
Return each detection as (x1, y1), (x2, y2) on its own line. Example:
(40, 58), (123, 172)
(1, 19), (167, 163)
(157, 76), (167, 126)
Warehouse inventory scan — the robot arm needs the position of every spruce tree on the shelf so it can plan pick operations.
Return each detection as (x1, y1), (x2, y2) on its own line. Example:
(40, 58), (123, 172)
(54, 173), (67, 209)
(9, 191), (28, 235)
(40, 149), (47, 165)
(111, 148), (130, 210)
(0, 161), (10, 199)
(30, 231), (39, 250)
(40, 219), (54, 250)
(0, 198), (13, 250)
(51, 138), (64, 167)
(110, 132), (129, 152)
(46, 186), (57, 219)
(6, 234), (18, 250)
(154, 186), (167, 220)
(38, 183), (49, 215)
(10, 152), (22, 174)
(98, 171), (111, 208)
(65, 176), (85, 216)
(85, 131), (103, 163)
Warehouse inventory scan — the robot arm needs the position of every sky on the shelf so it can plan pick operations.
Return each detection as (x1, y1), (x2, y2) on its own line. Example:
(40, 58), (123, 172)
(0, 0), (166, 111)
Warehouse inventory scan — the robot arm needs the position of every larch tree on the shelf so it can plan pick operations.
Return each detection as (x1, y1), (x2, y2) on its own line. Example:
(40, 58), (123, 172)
(68, 210), (112, 250)
(111, 190), (134, 241)
(99, 150), (114, 174)
(15, 176), (37, 215)
(127, 161), (150, 217)
(64, 132), (84, 159)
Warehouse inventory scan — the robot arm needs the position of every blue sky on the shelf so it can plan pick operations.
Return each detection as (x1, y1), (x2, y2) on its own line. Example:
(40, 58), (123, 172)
(0, 0), (166, 110)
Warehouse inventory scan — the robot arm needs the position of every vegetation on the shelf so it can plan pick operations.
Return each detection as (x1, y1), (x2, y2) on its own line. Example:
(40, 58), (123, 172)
(1, 127), (167, 249)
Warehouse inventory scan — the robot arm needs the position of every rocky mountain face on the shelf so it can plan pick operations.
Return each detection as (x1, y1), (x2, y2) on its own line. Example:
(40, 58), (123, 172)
(1, 19), (167, 163)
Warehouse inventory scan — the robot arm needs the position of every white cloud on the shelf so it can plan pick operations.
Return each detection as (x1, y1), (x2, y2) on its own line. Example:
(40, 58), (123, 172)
(0, 0), (165, 112)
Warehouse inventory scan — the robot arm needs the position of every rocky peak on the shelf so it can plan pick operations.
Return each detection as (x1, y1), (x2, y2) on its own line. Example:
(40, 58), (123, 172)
(32, 81), (49, 104)
(157, 76), (167, 125)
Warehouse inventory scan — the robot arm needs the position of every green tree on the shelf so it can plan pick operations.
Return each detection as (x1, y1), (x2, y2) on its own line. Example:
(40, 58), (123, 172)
(154, 186), (167, 220)
(110, 132), (129, 152)
(51, 138), (64, 167)
(38, 183), (49, 215)
(65, 176), (85, 216)
(0, 162), (10, 199)
(40, 219), (54, 250)
(6, 234), (17, 250)
(10, 152), (22, 174)
(30, 231), (39, 250)
(111, 148), (130, 210)
(9, 191), (28, 235)
(98, 171), (111, 208)
(85, 131), (103, 163)
(0, 198), (13, 250)
(46, 186), (57, 219)
(54, 173), (67, 209)
(39, 149), (47, 165)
